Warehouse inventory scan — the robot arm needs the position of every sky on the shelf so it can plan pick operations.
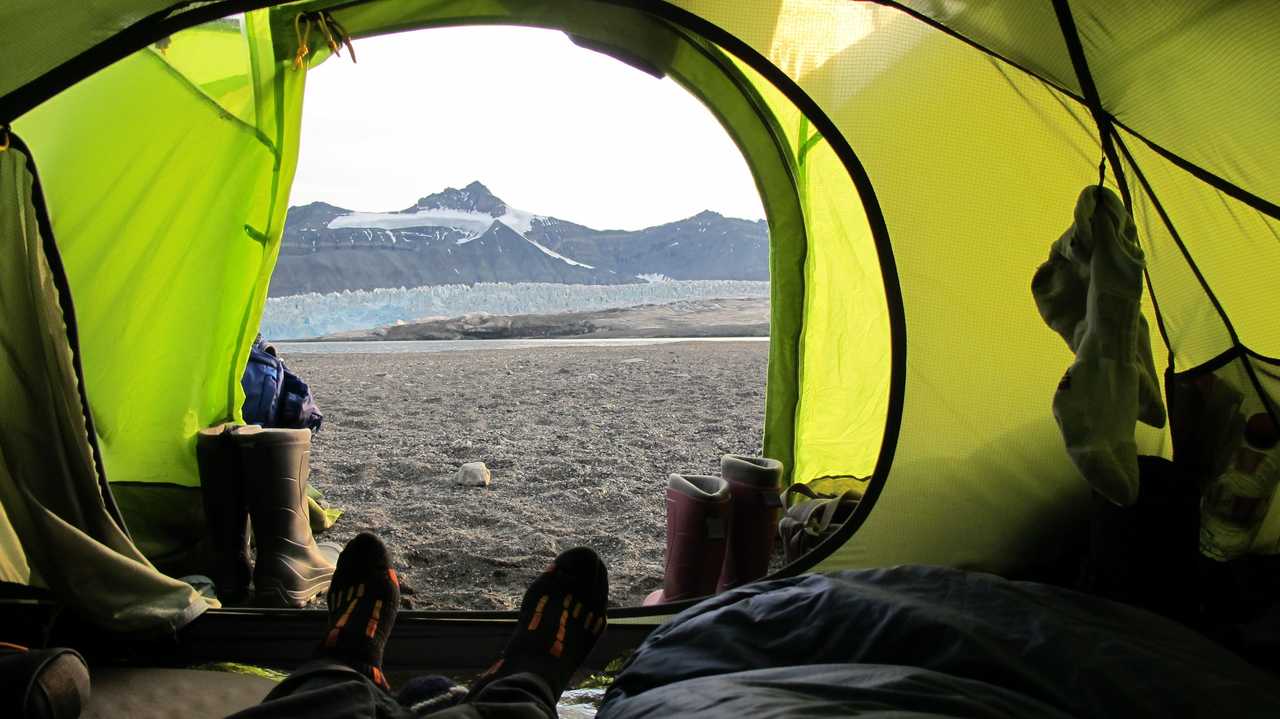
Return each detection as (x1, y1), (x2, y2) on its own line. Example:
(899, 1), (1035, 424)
(289, 26), (765, 231)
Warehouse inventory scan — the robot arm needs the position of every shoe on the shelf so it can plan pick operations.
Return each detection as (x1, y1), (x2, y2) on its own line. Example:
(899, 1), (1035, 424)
(195, 423), (252, 604)
(0, 645), (90, 719)
(644, 474), (731, 605)
(234, 426), (337, 607)
(717, 455), (785, 592)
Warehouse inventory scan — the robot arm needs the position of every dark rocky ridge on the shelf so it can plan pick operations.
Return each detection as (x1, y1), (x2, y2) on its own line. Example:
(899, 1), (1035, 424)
(528, 210), (768, 282)
(269, 182), (767, 296)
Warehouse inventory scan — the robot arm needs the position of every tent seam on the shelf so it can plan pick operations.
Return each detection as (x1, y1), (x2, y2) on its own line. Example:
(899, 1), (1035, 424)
(1050, 0), (1131, 208)
(1118, 123), (1280, 221)
(1018, 41), (1177, 360)
(862, 0), (1087, 104)
(1115, 132), (1243, 355)
(864, 0), (1280, 222)
(662, 22), (811, 488)
(11, 0), (1274, 225)
(143, 50), (277, 153)
(1170, 346), (1280, 380)
(0, 0), (282, 123)
(1113, 131), (1280, 425)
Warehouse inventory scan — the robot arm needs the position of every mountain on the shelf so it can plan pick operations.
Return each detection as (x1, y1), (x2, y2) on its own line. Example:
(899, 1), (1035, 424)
(528, 210), (768, 281)
(268, 181), (767, 296)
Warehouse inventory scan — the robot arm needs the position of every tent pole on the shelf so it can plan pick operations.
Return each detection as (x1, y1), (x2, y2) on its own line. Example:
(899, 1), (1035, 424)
(1050, 0), (1131, 210)
(1113, 132), (1280, 425)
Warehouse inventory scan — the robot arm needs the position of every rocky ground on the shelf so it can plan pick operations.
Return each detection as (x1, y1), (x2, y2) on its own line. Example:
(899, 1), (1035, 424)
(319, 297), (770, 341)
(286, 340), (768, 610)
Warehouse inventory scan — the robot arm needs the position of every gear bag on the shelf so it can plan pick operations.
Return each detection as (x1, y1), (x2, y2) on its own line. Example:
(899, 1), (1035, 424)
(241, 337), (323, 432)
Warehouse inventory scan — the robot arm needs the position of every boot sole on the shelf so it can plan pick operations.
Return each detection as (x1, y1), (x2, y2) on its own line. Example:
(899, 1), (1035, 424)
(254, 571), (334, 608)
(255, 555), (335, 608)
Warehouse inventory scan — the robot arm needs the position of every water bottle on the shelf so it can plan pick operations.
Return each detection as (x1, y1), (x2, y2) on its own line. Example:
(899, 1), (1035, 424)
(1199, 412), (1280, 561)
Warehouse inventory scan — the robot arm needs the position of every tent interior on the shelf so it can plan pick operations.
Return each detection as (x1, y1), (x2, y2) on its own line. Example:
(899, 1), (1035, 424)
(2, 0), (1279, 712)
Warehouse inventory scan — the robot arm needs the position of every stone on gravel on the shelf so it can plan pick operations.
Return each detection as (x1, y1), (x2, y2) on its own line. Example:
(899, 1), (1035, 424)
(457, 461), (491, 487)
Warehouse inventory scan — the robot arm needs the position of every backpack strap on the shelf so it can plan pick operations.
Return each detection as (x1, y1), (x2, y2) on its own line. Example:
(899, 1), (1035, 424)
(783, 485), (858, 535)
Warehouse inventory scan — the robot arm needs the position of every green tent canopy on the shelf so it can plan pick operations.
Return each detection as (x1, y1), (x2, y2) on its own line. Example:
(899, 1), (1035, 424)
(1, 0), (1278, 644)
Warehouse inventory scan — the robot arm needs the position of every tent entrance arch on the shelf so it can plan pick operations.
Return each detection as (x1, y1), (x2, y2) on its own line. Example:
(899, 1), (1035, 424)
(4, 0), (901, 655)
(11, 0), (1276, 676)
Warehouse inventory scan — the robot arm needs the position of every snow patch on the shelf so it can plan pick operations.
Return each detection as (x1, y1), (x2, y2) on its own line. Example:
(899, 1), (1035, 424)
(637, 273), (673, 283)
(328, 206), (535, 234)
(523, 236), (594, 269)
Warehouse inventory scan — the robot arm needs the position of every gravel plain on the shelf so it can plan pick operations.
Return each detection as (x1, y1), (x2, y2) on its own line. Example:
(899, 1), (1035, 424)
(285, 340), (768, 609)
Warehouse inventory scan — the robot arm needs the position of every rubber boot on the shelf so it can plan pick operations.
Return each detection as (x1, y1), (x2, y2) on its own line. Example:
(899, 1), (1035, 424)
(234, 425), (337, 607)
(195, 423), (252, 604)
(643, 474), (731, 605)
(717, 455), (785, 592)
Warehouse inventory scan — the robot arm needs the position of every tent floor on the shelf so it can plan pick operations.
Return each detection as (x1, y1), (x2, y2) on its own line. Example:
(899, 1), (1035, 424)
(0, 597), (655, 674)
(83, 668), (276, 718)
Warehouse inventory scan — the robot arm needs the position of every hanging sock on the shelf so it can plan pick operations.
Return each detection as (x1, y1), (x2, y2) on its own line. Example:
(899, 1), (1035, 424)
(1032, 186), (1160, 506)
(1032, 195), (1166, 430)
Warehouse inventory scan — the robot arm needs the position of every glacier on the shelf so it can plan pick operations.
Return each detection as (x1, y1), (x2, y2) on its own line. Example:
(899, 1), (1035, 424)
(261, 280), (772, 340)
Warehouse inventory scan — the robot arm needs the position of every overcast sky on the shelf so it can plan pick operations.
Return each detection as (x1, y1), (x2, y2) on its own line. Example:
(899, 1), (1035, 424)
(289, 26), (765, 231)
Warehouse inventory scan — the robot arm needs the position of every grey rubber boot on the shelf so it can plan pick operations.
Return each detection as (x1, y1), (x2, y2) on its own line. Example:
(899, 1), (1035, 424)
(717, 455), (784, 592)
(195, 422), (252, 604)
(644, 474), (732, 605)
(233, 426), (337, 607)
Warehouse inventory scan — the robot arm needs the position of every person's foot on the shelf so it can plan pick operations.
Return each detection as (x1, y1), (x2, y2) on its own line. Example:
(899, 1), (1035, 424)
(472, 547), (608, 699)
(315, 532), (401, 690)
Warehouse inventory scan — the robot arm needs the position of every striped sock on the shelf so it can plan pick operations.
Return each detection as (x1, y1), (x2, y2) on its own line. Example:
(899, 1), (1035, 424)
(316, 532), (400, 691)
(472, 547), (608, 700)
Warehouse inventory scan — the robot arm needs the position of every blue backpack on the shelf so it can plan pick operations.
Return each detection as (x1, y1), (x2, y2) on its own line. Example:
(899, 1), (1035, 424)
(241, 338), (323, 432)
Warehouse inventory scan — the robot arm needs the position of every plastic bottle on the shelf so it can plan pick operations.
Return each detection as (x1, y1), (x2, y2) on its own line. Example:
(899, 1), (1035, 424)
(1200, 412), (1280, 561)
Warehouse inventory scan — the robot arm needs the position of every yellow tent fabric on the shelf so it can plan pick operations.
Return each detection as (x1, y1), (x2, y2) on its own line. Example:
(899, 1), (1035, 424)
(1, 0), (1278, 626)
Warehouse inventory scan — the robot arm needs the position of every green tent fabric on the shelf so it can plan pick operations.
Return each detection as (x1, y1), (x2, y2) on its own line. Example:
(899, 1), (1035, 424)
(0, 138), (208, 632)
(12, 13), (307, 567)
(1, 0), (1278, 630)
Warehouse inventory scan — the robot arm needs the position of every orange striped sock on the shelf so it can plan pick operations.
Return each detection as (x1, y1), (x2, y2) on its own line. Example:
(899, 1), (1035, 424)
(315, 533), (400, 692)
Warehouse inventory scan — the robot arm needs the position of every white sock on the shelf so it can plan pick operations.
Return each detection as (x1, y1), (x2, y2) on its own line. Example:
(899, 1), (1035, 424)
(1042, 186), (1159, 506)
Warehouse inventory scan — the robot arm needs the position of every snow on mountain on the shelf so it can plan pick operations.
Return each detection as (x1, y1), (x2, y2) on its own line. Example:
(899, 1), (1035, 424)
(526, 209), (769, 282)
(328, 206), (535, 235)
(271, 181), (768, 297)
(523, 234), (594, 269)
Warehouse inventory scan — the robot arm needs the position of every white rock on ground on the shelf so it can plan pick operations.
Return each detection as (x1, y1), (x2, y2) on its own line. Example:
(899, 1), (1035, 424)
(457, 461), (491, 487)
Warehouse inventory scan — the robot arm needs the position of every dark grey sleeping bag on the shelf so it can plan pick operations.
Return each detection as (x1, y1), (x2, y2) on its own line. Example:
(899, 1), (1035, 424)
(600, 566), (1280, 718)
